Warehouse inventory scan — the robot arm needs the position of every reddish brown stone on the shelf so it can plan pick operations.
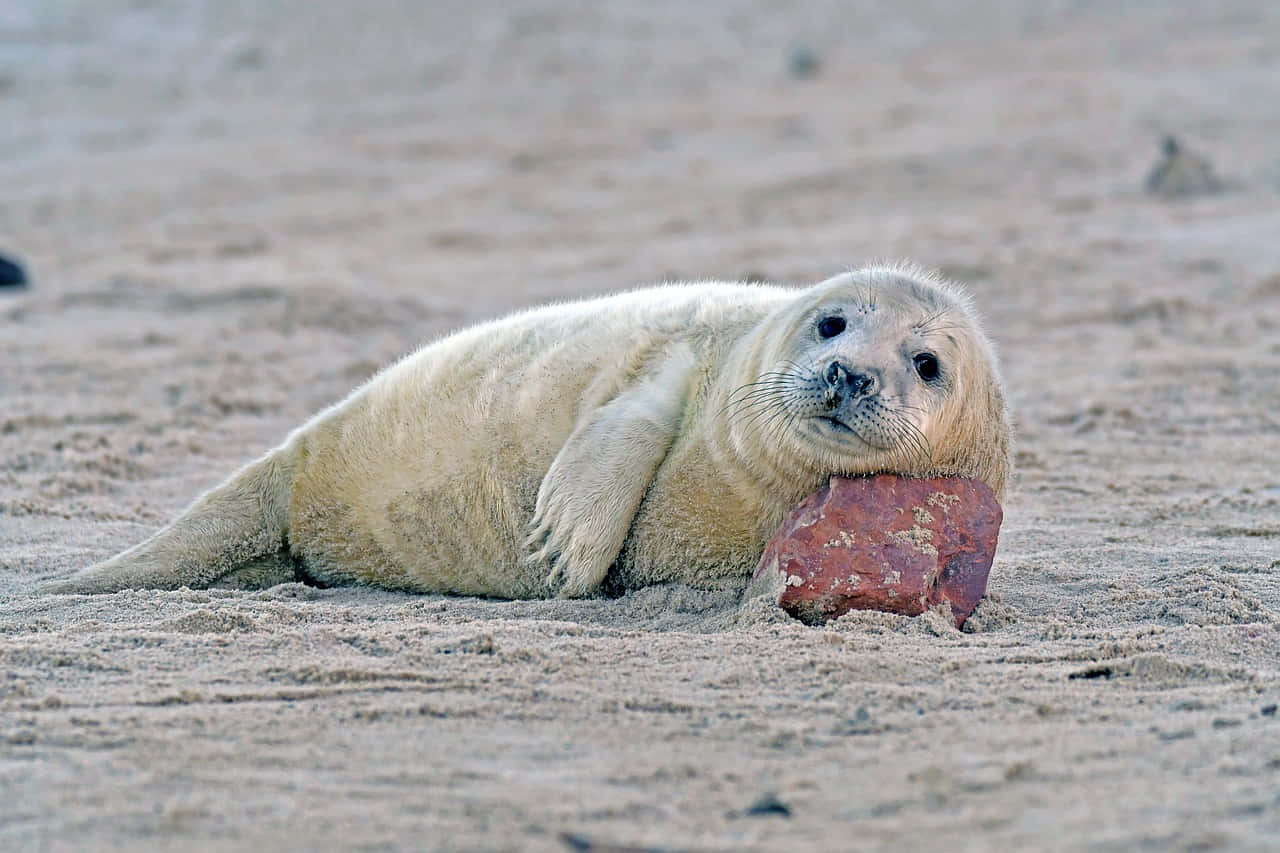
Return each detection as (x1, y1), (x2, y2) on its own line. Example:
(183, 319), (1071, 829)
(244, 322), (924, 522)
(751, 475), (1002, 629)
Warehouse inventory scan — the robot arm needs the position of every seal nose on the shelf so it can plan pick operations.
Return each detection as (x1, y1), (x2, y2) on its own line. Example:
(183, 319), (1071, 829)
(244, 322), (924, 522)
(824, 361), (877, 399)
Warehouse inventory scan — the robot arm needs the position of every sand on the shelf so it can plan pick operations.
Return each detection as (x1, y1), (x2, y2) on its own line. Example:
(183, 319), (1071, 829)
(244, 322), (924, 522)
(2, 1), (1279, 850)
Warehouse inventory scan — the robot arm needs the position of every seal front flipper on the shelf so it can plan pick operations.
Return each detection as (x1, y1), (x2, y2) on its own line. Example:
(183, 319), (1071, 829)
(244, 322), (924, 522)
(526, 346), (696, 598)
(41, 447), (296, 594)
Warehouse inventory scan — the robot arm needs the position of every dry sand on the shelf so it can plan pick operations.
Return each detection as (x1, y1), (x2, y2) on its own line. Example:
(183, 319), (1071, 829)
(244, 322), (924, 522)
(3, 1), (1280, 850)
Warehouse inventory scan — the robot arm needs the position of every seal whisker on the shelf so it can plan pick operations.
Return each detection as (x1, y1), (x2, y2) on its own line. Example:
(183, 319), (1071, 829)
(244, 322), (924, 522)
(726, 380), (790, 402)
(888, 414), (933, 467)
(730, 386), (785, 424)
(725, 390), (780, 409)
(897, 427), (929, 468)
(765, 403), (802, 451)
(733, 403), (786, 434)
(720, 379), (788, 418)
(913, 308), (955, 333)
(724, 384), (781, 405)
(733, 375), (789, 388)
(877, 395), (928, 417)
(742, 394), (796, 436)
(915, 322), (966, 335)
(722, 383), (790, 420)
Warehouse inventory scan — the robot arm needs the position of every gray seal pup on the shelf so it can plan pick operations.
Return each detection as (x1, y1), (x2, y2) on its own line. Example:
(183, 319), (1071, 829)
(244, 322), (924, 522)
(46, 264), (1011, 598)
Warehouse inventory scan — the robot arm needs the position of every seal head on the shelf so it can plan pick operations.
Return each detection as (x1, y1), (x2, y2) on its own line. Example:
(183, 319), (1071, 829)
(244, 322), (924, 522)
(721, 266), (1010, 499)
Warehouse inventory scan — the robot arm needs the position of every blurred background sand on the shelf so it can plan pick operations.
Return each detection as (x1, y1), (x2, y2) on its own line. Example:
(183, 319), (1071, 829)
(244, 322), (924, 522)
(2, 1), (1279, 849)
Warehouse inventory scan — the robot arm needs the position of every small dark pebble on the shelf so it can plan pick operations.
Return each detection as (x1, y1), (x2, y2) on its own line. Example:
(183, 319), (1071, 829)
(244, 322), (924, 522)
(1144, 134), (1223, 198)
(1171, 699), (1210, 712)
(833, 705), (878, 735)
(744, 792), (792, 818)
(0, 253), (27, 288)
(559, 832), (681, 853)
(788, 46), (820, 79)
(1157, 728), (1195, 742)
(1261, 704), (1277, 717)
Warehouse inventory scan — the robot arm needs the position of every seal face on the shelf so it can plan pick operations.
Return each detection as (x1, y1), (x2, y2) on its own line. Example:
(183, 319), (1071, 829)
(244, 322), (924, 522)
(46, 264), (1012, 599)
(733, 279), (959, 467)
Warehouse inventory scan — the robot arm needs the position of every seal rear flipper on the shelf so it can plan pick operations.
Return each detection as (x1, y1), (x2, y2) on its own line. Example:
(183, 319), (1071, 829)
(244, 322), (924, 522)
(209, 549), (305, 590)
(41, 448), (296, 594)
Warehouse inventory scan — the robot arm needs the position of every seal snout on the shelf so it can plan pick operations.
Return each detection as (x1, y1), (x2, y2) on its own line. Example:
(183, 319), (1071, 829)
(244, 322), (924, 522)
(823, 361), (877, 408)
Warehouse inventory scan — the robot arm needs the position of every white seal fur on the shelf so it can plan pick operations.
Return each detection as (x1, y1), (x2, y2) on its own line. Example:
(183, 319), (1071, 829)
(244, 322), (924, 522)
(47, 264), (1011, 598)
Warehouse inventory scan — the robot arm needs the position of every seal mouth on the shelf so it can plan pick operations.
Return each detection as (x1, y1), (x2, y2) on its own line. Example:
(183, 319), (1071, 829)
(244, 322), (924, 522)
(817, 415), (854, 434)
(811, 413), (892, 452)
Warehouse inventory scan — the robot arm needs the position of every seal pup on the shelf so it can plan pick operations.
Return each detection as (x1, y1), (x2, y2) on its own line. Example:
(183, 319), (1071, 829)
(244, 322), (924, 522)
(46, 264), (1011, 598)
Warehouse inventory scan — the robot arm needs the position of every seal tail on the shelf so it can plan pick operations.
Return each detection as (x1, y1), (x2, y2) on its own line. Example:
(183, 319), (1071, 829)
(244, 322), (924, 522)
(43, 447), (296, 594)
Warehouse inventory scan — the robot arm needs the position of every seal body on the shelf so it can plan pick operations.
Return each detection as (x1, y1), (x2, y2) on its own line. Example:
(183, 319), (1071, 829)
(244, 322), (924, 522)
(48, 265), (1012, 598)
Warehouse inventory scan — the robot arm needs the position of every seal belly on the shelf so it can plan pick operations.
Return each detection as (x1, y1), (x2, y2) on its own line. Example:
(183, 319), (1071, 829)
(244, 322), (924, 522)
(287, 398), (549, 597)
(284, 328), (584, 596)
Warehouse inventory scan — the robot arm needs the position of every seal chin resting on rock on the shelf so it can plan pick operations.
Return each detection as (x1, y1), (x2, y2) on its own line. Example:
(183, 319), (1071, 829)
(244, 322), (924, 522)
(45, 263), (1012, 599)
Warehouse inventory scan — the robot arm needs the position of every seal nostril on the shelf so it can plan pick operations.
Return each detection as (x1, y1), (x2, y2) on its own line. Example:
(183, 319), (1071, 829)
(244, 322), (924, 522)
(825, 363), (876, 397)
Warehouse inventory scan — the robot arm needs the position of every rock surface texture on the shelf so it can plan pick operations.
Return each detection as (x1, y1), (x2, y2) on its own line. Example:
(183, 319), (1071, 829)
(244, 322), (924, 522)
(752, 475), (1003, 628)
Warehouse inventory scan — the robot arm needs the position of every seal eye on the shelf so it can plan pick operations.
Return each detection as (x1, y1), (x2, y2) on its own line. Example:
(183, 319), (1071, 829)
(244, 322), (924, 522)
(913, 352), (940, 382)
(817, 316), (846, 339)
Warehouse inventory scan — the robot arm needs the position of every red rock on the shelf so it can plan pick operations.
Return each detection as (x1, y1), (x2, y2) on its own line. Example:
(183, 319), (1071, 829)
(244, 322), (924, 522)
(750, 475), (1002, 629)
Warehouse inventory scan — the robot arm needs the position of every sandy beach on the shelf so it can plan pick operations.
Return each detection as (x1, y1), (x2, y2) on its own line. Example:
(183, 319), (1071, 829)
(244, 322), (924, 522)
(3, 1), (1279, 849)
